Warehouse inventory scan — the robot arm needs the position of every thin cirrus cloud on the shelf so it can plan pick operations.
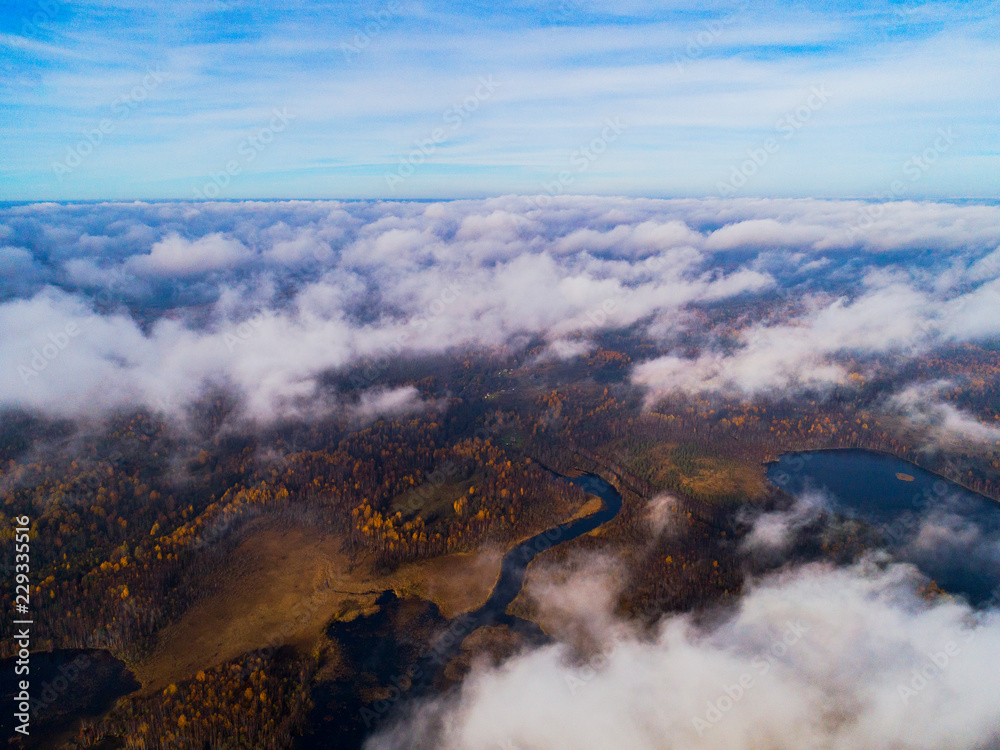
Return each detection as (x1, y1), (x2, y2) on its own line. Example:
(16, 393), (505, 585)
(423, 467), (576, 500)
(1, 1), (998, 200)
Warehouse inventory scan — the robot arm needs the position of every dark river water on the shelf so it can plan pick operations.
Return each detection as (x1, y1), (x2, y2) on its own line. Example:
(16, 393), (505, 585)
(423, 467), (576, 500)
(1, 648), (139, 747)
(767, 449), (1000, 605)
(297, 471), (623, 750)
(439, 472), (623, 652)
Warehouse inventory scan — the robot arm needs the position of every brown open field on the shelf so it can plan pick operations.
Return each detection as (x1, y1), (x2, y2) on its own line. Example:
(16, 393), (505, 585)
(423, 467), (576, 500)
(133, 520), (505, 692)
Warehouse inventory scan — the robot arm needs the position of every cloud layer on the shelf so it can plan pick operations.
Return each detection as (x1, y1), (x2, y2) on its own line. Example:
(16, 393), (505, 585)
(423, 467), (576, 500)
(4, 198), (1000, 747)
(2, 197), (1000, 422)
(367, 558), (1000, 750)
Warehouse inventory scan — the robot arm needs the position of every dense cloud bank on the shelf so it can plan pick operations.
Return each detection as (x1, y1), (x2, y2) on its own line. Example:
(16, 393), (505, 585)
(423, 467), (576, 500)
(366, 555), (1000, 750)
(368, 489), (1000, 750)
(362, 485), (1000, 749)
(2, 197), (1000, 420)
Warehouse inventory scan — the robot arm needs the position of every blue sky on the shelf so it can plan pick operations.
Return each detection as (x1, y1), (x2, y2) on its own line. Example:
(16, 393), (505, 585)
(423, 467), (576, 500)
(0, 0), (997, 201)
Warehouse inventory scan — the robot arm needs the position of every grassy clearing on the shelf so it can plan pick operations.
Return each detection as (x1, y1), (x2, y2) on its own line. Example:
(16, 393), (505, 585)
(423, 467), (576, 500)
(133, 520), (504, 692)
(389, 476), (477, 526)
(619, 440), (767, 506)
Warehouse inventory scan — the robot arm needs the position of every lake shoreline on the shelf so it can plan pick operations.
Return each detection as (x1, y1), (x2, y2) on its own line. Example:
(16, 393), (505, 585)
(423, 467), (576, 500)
(764, 446), (999, 504)
(766, 448), (1000, 606)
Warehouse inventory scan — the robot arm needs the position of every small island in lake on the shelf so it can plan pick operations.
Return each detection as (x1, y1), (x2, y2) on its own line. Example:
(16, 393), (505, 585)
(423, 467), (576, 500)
(896, 472), (915, 482)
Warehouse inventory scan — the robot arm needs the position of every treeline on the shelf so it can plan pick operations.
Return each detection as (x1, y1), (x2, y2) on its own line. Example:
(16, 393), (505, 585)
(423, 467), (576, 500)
(70, 650), (317, 749)
(0, 396), (592, 659)
(2, 341), (997, 741)
(350, 437), (588, 567)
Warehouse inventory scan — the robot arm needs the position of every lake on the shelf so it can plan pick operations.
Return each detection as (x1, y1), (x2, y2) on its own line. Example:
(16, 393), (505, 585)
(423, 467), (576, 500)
(767, 449), (1000, 605)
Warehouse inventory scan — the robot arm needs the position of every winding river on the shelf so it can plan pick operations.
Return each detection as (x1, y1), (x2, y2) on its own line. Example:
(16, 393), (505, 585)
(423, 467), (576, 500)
(409, 471), (624, 692)
(297, 470), (624, 749)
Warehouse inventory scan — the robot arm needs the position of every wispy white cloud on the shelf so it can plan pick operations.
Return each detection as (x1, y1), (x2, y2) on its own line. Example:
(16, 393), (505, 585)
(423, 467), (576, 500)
(890, 381), (1000, 446)
(632, 283), (934, 399)
(1, 1), (997, 199)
